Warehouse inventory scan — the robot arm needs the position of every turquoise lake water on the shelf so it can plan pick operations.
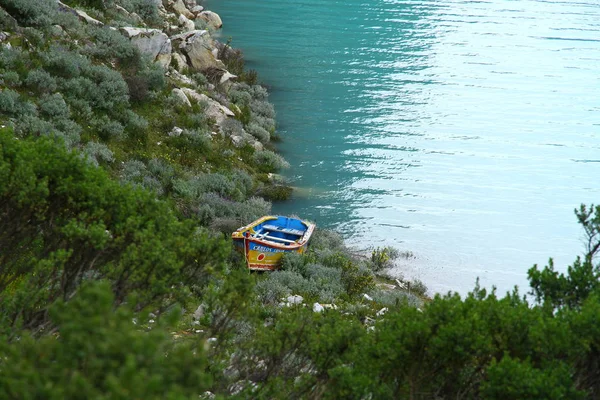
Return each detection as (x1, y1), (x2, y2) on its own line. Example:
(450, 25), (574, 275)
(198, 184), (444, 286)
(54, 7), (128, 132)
(207, 0), (600, 295)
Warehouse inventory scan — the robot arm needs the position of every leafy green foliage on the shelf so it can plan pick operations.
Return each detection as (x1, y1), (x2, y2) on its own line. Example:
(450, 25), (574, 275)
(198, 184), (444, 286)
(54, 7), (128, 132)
(529, 205), (600, 310)
(0, 131), (227, 334)
(0, 281), (214, 399)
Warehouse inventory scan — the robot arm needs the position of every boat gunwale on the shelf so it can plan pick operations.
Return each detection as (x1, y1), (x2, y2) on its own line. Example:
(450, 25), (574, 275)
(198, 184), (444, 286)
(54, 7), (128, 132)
(232, 215), (316, 250)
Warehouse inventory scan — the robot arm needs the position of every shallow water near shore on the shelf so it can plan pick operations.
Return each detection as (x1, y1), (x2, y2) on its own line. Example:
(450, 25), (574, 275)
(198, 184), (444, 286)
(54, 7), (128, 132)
(207, 0), (600, 295)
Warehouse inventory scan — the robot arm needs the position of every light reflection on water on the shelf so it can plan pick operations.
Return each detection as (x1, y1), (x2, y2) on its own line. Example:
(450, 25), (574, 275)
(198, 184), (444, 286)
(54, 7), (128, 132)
(207, 0), (600, 295)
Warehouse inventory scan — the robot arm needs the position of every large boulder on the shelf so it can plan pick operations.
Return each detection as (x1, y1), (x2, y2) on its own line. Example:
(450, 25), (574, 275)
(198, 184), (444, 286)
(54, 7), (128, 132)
(57, 1), (103, 26)
(198, 11), (222, 30)
(171, 30), (225, 71)
(178, 14), (195, 32)
(171, 88), (191, 107)
(180, 88), (234, 127)
(172, 0), (195, 19)
(120, 27), (172, 67)
(171, 51), (188, 73)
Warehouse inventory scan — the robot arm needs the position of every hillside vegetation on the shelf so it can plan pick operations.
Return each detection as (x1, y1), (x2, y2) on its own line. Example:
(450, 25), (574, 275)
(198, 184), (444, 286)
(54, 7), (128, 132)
(2, 0), (600, 398)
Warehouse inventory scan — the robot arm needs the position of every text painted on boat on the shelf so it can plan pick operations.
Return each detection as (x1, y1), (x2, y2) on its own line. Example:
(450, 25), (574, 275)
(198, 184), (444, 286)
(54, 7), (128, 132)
(251, 245), (288, 253)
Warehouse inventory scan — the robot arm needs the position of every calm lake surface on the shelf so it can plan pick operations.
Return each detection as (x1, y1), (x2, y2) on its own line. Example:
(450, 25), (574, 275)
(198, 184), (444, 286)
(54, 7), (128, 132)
(207, 0), (600, 295)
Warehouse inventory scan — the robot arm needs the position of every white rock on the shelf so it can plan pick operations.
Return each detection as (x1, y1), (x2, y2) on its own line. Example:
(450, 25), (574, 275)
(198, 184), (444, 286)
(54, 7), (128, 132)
(395, 279), (407, 289)
(287, 295), (304, 305)
(171, 52), (188, 72)
(115, 5), (129, 14)
(167, 69), (194, 86)
(169, 126), (184, 137)
(76, 9), (103, 25)
(120, 27), (172, 66)
(172, 30), (224, 71)
(180, 88), (235, 128)
(230, 135), (245, 147)
(169, 88), (192, 108)
(193, 304), (204, 320)
(252, 140), (264, 151)
(376, 307), (389, 317)
(198, 10), (223, 30)
(178, 14), (195, 32)
(191, 5), (204, 14)
(313, 303), (324, 313)
(183, 0), (196, 11)
(219, 71), (237, 85)
(200, 391), (215, 400)
(364, 316), (376, 325)
(57, 1), (104, 26)
(363, 293), (374, 301)
(172, 0), (195, 19)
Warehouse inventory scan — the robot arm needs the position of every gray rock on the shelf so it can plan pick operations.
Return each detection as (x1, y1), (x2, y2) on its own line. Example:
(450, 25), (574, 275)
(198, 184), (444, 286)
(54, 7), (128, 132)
(219, 71), (237, 85)
(200, 392), (215, 400)
(376, 307), (388, 317)
(168, 126), (184, 137)
(57, 1), (104, 26)
(0, 32), (10, 42)
(178, 14), (195, 32)
(49, 25), (64, 37)
(183, 0), (197, 11)
(172, 30), (224, 71)
(287, 295), (304, 305)
(180, 88), (235, 127)
(198, 11), (223, 30)
(171, 88), (191, 107)
(193, 304), (205, 320)
(191, 5), (204, 14)
(251, 140), (264, 151)
(171, 51), (189, 72)
(120, 27), (172, 67)
(313, 303), (324, 313)
(230, 135), (245, 147)
(166, 69), (195, 86)
(77, 10), (103, 25)
(172, 0), (195, 19)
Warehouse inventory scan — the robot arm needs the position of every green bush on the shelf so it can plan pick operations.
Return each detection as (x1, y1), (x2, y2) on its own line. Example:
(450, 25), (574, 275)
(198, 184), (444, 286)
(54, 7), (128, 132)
(250, 99), (275, 119)
(1, 0), (57, 27)
(246, 121), (270, 143)
(370, 246), (400, 272)
(0, 89), (22, 116)
(25, 69), (58, 93)
(0, 71), (21, 88)
(83, 141), (114, 166)
(38, 93), (70, 120)
(42, 47), (91, 79)
(0, 131), (228, 333)
(92, 115), (125, 141)
(253, 149), (289, 172)
(0, 281), (214, 398)
(124, 110), (149, 139)
(251, 113), (275, 133)
(86, 25), (141, 68)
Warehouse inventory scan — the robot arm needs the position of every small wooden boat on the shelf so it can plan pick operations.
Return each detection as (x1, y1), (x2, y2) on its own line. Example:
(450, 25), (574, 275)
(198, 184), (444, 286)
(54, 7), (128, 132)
(232, 215), (316, 270)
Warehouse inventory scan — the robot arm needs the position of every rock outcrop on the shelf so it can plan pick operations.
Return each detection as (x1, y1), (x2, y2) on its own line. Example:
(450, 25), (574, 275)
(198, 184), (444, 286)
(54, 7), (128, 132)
(120, 27), (172, 67)
(180, 88), (235, 126)
(198, 11), (222, 30)
(171, 30), (225, 71)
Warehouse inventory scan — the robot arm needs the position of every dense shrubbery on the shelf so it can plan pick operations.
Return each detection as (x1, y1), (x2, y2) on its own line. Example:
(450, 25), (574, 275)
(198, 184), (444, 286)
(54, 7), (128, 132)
(0, 131), (227, 335)
(9, 2), (600, 399)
